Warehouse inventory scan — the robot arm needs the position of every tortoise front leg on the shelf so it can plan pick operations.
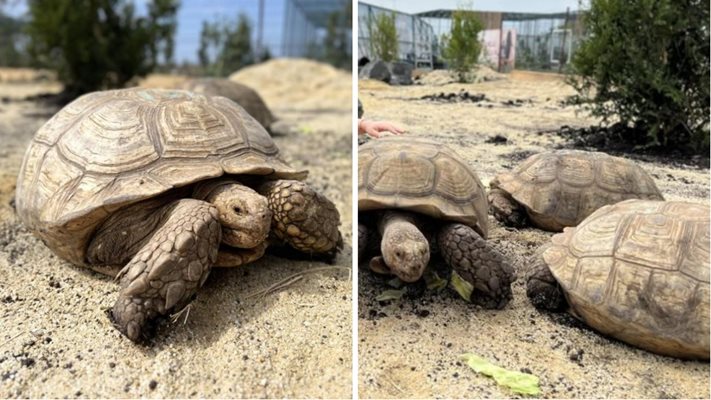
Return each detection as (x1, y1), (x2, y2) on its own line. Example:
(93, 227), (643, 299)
(488, 188), (527, 228)
(111, 199), (220, 342)
(526, 247), (567, 311)
(358, 223), (368, 261)
(438, 223), (515, 309)
(258, 180), (342, 256)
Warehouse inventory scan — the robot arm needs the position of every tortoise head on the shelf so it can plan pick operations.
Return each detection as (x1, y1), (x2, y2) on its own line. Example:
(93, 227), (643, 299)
(194, 179), (271, 249)
(381, 220), (430, 283)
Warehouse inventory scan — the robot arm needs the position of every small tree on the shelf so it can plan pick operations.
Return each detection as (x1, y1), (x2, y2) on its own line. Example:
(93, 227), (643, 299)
(441, 9), (484, 82)
(323, 1), (351, 69)
(219, 13), (253, 74)
(0, 11), (29, 67)
(568, 0), (710, 152)
(26, 0), (178, 97)
(368, 12), (398, 62)
(148, 0), (180, 70)
(197, 13), (254, 77)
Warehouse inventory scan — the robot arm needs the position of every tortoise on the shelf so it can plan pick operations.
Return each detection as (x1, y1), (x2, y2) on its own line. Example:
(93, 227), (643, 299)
(15, 88), (342, 342)
(179, 78), (290, 135)
(527, 199), (709, 359)
(489, 150), (664, 231)
(358, 137), (515, 308)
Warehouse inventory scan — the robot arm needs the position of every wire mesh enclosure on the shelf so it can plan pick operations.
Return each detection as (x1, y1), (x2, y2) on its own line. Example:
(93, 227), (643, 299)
(282, 0), (352, 58)
(358, 2), (436, 68)
(416, 9), (584, 72)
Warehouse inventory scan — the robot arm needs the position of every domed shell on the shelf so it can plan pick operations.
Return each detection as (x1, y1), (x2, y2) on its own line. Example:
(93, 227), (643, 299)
(492, 150), (663, 231)
(180, 78), (276, 129)
(543, 200), (710, 359)
(15, 88), (306, 265)
(359, 137), (488, 237)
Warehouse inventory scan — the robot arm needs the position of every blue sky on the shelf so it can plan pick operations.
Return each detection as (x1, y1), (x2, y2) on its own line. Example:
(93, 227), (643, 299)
(3, 0), (583, 62)
(361, 0), (583, 14)
(3, 0), (288, 63)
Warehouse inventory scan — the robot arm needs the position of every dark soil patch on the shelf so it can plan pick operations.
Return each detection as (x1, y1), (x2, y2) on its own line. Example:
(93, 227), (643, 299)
(498, 150), (538, 169)
(500, 99), (533, 107)
(552, 124), (710, 169)
(420, 90), (488, 103)
(485, 134), (509, 145)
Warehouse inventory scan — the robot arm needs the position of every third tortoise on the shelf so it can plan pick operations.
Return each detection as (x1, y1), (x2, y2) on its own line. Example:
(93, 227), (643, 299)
(527, 199), (709, 359)
(489, 150), (664, 231)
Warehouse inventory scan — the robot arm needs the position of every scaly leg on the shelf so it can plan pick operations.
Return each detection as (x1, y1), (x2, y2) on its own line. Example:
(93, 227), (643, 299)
(111, 199), (221, 342)
(438, 223), (515, 309)
(258, 180), (342, 256)
(526, 247), (567, 311)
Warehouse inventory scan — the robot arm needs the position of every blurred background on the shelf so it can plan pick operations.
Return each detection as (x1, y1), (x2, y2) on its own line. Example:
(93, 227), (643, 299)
(358, 0), (582, 73)
(0, 0), (351, 96)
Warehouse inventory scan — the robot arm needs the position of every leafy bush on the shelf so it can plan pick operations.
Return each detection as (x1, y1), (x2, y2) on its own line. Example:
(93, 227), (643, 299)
(441, 9), (484, 83)
(367, 12), (398, 62)
(568, 0), (710, 152)
(0, 11), (30, 67)
(322, 2), (352, 69)
(198, 13), (254, 77)
(26, 0), (177, 97)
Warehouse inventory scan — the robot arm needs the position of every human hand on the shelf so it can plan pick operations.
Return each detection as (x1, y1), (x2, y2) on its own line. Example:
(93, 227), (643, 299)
(358, 119), (405, 138)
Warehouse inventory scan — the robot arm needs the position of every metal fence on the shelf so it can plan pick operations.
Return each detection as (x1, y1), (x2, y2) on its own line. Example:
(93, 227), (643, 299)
(416, 9), (585, 72)
(358, 2), (436, 68)
(282, 0), (351, 58)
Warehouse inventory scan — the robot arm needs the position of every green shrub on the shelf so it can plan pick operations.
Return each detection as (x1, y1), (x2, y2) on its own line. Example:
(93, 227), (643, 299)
(197, 13), (254, 77)
(368, 12), (398, 62)
(27, 0), (177, 96)
(441, 9), (484, 83)
(568, 0), (710, 152)
(322, 2), (351, 69)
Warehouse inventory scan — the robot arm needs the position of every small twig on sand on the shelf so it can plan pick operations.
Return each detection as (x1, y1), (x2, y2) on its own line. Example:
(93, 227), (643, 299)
(384, 376), (405, 394)
(0, 332), (26, 349)
(244, 266), (351, 300)
(170, 304), (192, 325)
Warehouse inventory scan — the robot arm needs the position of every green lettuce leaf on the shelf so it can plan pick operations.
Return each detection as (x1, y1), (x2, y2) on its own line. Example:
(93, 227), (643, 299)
(461, 353), (541, 396)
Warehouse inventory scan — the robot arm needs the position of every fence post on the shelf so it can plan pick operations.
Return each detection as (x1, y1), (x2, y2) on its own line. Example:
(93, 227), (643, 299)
(559, 7), (570, 73)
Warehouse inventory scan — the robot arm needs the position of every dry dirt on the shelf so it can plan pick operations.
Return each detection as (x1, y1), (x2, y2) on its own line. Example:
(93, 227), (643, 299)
(358, 71), (710, 399)
(0, 60), (352, 399)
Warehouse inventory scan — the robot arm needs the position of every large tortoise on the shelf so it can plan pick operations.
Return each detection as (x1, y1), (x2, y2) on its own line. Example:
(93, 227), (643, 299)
(359, 137), (515, 308)
(489, 150), (663, 231)
(179, 78), (288, 135)
(527, 199), (709, 359)
(15, 88), (341, 342)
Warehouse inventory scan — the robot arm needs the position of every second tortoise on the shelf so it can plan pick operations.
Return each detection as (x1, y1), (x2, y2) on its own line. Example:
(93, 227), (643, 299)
(489, 150), (664, 231)
(180, 78), (291, 135)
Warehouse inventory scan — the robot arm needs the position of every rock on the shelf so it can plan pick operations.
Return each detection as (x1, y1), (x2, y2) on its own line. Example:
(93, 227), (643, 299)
(387, 62), (413, 85)
(359, 60), (391, 83)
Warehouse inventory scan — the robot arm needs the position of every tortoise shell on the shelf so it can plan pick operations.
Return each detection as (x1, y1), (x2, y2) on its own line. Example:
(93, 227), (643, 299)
(491, 150), (663, 231)
(543, 199), (710, 359)
(179, 78), (276, 130)
(15, 88), (305, 265)
(359, 137), (488, 237)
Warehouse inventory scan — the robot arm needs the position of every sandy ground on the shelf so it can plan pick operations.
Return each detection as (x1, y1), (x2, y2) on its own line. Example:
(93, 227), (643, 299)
(0, 60), (352, 398)
(358, 71), (710, 399)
